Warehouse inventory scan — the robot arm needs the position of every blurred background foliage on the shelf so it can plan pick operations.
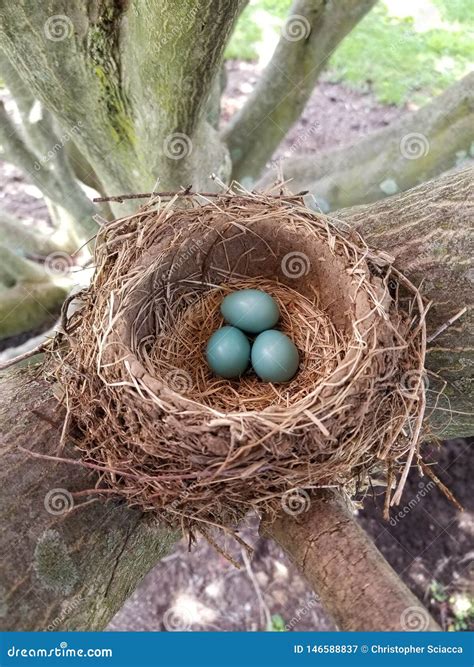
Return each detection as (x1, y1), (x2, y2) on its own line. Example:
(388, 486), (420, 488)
(226, 0), (474, 105)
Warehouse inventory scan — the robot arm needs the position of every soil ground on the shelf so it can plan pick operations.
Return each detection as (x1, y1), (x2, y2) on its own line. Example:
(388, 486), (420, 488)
(1, 62), (472, 632)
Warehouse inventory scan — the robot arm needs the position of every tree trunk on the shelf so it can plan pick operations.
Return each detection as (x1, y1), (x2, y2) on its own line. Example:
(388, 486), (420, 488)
(0, 369), (177, 631)
(0, 1), (245, 203)
(261, 491), (440, 631)
(1, 168), (471, 631)
(0, 207), (75, 257)
(0, 245), (69, 340)
(258, 73), (474, 210)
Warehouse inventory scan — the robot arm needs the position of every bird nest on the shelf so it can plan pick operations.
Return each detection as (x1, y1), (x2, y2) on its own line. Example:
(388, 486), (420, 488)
(52, 189), (428, 539)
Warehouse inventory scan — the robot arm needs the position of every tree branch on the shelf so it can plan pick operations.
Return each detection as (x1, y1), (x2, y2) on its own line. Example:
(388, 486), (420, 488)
(262, 491), (440, 631)
(0, 1), (244, 198)
(0, 244), (49, 283)
(0, 100), (97, 238)
(222, 0), (377, 183)
(0, 280), (67, 340)
(258, 73), (474, 210)
(0, 207), (66, 256)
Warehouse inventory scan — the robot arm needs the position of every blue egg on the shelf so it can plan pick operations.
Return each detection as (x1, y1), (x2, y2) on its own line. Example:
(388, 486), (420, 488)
(251, 330), (299, 383)
(220, 289), (279, 334)
(206, 326), (250, 379)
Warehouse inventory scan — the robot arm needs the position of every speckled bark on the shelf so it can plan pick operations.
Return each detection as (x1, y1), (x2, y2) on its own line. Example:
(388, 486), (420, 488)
(262, 491), (440, 631)
(258, 73), (474, 210)
(0, 369), (177, 631)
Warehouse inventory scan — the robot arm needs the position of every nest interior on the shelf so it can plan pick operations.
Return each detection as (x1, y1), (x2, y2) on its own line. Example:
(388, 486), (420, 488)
(54, 191), (427, 535)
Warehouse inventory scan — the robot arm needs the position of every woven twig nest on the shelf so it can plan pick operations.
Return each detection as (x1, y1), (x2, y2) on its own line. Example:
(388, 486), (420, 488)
(53, 188), (427, 537)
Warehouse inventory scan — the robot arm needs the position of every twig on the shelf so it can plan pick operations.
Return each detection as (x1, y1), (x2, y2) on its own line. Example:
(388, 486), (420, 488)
(0, 341), (48, 371)
(419, 460), (464, 511)
(427, 307), (467, 343)
(93, 190), (309, 204)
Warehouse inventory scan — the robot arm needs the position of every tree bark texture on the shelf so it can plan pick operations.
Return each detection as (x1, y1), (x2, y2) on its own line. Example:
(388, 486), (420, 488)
(0, 0), (246, 203)
(0, 369), (177, 631)
(0, 52), (98, 238)
(340, 166), (473, 438)
(261, 491), (440, 631)
(0, 245), (69, 340)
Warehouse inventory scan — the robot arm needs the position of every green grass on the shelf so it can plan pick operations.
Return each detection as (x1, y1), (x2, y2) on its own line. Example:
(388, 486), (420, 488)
(225, 0), (474, 106)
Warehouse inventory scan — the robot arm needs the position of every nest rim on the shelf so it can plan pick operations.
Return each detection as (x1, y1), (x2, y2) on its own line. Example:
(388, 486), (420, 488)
(50, 186), (428, 535)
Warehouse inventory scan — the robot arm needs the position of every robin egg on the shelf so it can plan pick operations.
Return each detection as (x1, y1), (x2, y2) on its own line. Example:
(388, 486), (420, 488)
(251, 329), (299, 383)
(220, 289), (279, 334)
(206, 326), (251, 379)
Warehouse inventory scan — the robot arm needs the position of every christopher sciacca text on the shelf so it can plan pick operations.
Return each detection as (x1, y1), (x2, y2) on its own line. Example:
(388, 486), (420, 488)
(371, 644), (463, 654)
